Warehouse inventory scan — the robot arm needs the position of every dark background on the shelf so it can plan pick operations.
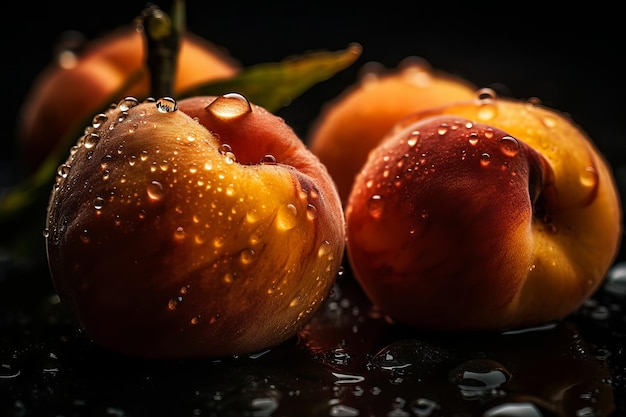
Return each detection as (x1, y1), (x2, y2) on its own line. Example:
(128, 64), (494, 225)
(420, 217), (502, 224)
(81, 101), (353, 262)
(1, 2), (626, 416)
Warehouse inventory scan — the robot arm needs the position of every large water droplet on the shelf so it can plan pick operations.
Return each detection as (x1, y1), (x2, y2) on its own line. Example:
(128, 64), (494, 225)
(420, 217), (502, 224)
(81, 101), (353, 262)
(500, 136), (520, 157)
(118, 97), (140, 112)
(207, 93), (252, 119)
(83, 133), (100, 149)
(579, 166), (598, 188)
(147, 181), (164, 201)
(94, 196), (105, 210)
(449, 359), (511, 399)
(276, 204), (298, 231)
(156, 97), (178, 113)
(92, 113), (108, 128)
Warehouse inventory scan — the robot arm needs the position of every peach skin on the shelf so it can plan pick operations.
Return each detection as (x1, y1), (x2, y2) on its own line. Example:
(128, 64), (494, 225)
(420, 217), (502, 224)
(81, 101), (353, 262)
(45, 94), (345, 358)
(345, 91), (622, 331)
(308, 58), (476, 203)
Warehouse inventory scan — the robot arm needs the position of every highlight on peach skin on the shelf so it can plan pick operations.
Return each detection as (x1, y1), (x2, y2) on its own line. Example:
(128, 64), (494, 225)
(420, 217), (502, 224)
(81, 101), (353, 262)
(17, 24), (240, 173)
(345, 90), (623, 332)
(308, 58), (476, 203)
(44, 93), (345, 358)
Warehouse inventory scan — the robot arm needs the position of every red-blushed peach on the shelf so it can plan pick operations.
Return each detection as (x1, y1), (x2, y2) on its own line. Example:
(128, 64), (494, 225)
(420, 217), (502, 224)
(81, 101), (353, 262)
(345, 92), (622, 331)
(45, 94), (345, 358)
(308, 58), (476, 203)
(18, 25), (240, 172)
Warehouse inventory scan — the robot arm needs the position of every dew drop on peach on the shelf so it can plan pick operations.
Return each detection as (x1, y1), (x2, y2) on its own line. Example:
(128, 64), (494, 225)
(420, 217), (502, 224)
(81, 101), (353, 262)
(367, 194), (385, 218)
(407, 131), (420, 147)
(276, 204), (298, 231)
(173, 226), (186, 241)
(260, 154), (277, 165)
(499, 136), (520, 157)
(580, 166), (598, 188)
(167, 296), (182, 310)
(206, 93), (252, 119)
(118, 97), (140, 112)
(306, 204), (318, 221)
(317, 240), (332, 258)
(93, 196), (105, 210)
(146, 180), (164, 201)
(239, 248), (256, 266)
(480, 153), (491, 167)
(92, 113), (108, 128)
(156, 97), (178, 113)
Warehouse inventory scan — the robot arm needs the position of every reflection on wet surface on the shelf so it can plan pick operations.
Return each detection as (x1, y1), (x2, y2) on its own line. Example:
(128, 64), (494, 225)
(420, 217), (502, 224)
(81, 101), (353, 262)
(0, 260), (624, 416)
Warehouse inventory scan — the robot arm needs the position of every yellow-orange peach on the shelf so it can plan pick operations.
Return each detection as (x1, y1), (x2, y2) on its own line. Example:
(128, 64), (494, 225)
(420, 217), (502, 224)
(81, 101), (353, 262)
(45, 94), (345, 358)
(308, 59), (476, 203)
(345, 92), (622, 331)
(18, 25), (240, 172)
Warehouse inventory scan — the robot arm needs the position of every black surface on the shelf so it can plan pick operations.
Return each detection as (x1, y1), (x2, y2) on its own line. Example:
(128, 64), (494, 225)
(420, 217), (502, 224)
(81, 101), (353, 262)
(2, 2), (625, 416)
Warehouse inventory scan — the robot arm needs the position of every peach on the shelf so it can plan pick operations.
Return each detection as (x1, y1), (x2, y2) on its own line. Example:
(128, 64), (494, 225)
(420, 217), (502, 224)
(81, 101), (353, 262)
(45, 94), (345, 358)
(308, 58), (476, 203)
(17, 24), (240, 172)
(345, 91), (622, 331)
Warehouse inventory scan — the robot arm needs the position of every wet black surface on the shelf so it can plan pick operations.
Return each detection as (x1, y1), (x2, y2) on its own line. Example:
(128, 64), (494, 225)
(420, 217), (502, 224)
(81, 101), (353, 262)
(2, 2), (625, 416)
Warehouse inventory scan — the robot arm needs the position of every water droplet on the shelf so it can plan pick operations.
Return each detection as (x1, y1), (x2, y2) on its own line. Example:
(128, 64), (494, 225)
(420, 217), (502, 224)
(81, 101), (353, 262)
(92, 113), (108, 128)
(239, 248), (256, 265)
(580, 166), (598, 188)
(367, 194), (384, 218)
(476, 87), (497, 101)
(331, 372), (365, 384)
(147, 181), (164, 201)
(43, 228), (50, 238)
(500, 136), (520, 157)
(173, 227), (186, 241)
(317, 240), (332, 258)
(480, 153), (491, 167)
(118, 97), (140, 112)
(468, 133), (479, 146)
(449, 359), (511, 399)
(167, 296), (182, 310)
(207, 93), (252, 119)
(80, 229), (90, 243)
(411, 398), (439, 417)
(276, 204), (298, 231)
(329, 403), (360, 417)
(214, 235), (229, 249)
(56, 164), (71, 179)
(83, 133), (100, 149)
(437, 123), (449, 135)
(402, 136), (418, 151)
(156, 97), (178, 113)
(483, 401), (544, 417)
(94, 197), (105, 210)
(306, 204), (318, 220)
(218, 143), (237, 163)
(260, 154), (277, 164)
(190, 315), (201, 325)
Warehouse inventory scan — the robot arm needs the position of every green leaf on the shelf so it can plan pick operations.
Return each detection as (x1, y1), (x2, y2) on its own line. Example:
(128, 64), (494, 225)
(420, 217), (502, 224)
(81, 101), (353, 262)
(178, 43), (363, 112)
